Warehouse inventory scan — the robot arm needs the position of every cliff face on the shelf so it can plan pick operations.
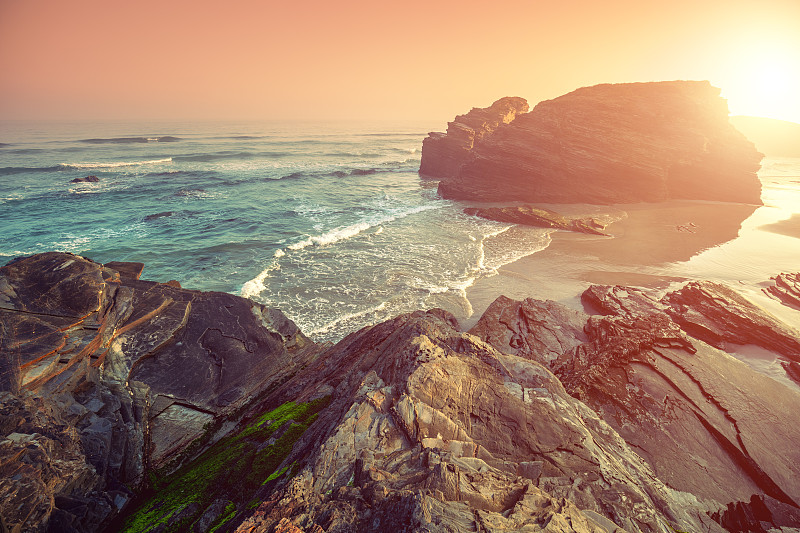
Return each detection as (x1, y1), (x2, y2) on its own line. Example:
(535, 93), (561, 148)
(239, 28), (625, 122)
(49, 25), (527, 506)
(419, 96), (529, 179)
(423, 81), (764, 204)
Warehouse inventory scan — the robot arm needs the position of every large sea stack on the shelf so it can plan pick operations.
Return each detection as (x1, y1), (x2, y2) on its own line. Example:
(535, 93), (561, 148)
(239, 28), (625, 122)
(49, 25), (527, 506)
(421, 81), (764, 204)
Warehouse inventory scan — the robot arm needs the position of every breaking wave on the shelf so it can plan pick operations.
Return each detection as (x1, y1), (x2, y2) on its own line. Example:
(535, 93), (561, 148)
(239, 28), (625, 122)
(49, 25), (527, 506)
(59, 158), (173, 169)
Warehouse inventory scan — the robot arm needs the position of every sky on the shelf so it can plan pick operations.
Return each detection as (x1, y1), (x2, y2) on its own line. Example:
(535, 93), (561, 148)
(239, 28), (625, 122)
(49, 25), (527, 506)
(1, 0), (799, 123)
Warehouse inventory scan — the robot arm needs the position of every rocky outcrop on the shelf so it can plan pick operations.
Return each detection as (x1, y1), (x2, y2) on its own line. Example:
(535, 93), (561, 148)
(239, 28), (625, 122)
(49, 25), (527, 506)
(464, 206), (608, 235)
(0, 252), (319, 531)
(5, 252), (800, 532)
(470, 282), (800, 531)
(232, 310), (722, 533)
(765, 272), (800, 310)
(423, 81), (764, 204)
(419, 97), (529, 179)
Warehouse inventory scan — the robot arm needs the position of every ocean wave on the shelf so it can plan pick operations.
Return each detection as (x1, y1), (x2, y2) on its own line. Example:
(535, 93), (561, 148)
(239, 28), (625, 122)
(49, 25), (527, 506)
(0, 165), (61, 175)
(271, 166), (397, 182)
(173, 151), (288, 163)
(79, 136), (181, 144)
(240, 249), (286, 299)
(0, 142), (10, 147)
(143, 170), (217, 178)
(305, 302), (389, 337)
(173, 188), (217, 199)
(59, 158), (173, 169)
(287, 204), (440, 251)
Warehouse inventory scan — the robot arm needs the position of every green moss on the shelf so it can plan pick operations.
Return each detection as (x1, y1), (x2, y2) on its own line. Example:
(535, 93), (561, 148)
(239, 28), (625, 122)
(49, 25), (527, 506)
(208, 502), (237, 533)
(119, 397), (329, 533)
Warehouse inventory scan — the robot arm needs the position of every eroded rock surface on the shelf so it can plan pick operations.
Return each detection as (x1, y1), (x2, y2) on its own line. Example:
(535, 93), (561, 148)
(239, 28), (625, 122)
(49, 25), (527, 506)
(423, 81), (764, 204)
(0, 252), (318, 531)
(470, 282), (800, 531)
(233, 310), (725, 533)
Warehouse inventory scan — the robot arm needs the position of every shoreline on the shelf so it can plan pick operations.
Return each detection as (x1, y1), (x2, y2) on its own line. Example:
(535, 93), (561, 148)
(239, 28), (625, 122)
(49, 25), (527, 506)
(462, 199), (763, 329)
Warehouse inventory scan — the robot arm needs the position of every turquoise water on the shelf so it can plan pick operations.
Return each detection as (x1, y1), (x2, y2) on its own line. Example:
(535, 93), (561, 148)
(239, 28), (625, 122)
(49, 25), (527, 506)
(0, 120), (552, 340)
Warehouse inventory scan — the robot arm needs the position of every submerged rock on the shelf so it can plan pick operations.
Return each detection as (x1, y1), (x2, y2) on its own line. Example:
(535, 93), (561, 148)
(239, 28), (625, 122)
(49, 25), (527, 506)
(70, 175), (99, 183)
(423, 81), (764, 204)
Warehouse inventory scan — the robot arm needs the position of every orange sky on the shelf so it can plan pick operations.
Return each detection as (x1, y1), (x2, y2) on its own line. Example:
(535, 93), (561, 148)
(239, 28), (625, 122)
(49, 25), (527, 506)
(1, 0), (799, 123)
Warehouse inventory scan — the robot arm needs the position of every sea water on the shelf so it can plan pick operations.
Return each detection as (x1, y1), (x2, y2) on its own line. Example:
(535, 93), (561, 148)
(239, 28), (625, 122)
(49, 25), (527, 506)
(0, 120), (552, 341)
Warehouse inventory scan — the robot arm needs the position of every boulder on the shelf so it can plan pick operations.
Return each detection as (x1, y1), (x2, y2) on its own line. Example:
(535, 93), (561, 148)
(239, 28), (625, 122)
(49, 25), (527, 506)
(423, 81), (764, 204)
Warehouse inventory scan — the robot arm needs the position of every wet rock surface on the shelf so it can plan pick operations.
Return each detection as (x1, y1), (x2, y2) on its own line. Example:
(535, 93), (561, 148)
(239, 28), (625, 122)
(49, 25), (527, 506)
(464, 206), (609, 235)
(422, 81), (764, 204)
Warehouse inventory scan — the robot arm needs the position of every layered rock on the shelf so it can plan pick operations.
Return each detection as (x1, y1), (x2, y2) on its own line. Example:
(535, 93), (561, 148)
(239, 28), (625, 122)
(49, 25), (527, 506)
(419, 96), (529, 179)
(233, 310), (722, 533)
(464, 206), (609, 235)
(469, 281), (800, 531)
(0, 252), (318, 531)
(423, 81), (764, 204)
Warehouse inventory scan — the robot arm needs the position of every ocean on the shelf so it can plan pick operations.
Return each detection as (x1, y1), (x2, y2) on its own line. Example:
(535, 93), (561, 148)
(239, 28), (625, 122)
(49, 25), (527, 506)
(0, 120), (555, 341)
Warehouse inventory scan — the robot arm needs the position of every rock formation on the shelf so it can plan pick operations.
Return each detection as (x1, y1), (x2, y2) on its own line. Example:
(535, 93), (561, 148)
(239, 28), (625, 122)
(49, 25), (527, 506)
(3, 253), (800, 532)
(470, 282), (800, 532)
(422, 82), (764, 204)
(464, 206), (608, 235)
(0, 252), (318, 531)
(419, 96), (529, 179)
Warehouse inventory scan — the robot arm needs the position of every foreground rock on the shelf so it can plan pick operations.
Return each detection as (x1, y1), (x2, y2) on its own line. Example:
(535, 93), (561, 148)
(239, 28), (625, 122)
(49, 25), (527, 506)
(464, 206), (608, 235)
(233, 310), (721, 533)
(470, 282), (800, 531)
(423, 81), (764, 204)
(0, 252), (318, 531)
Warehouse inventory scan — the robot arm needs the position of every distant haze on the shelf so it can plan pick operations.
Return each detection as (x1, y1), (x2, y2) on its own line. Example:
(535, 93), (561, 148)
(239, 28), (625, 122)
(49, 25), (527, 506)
(1, 0), (799, 123)
(731, 116), (800, 157)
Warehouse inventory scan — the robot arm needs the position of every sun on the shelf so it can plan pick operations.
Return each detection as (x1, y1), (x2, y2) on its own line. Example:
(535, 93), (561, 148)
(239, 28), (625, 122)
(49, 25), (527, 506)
(719, 40), (800, 123)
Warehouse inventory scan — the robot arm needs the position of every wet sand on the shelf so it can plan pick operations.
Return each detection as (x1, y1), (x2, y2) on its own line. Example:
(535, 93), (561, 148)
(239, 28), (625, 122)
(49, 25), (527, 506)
(463, 200), (759, 328)
(760, 213), (800, 239)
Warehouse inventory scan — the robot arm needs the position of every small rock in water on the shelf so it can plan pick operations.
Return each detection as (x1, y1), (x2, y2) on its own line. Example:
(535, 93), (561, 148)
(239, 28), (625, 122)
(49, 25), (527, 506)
(70, 175), (99, 183)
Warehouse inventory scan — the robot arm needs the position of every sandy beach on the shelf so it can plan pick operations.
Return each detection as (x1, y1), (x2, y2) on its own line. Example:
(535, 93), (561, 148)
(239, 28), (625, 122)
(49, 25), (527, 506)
(463, 199), (796, 329)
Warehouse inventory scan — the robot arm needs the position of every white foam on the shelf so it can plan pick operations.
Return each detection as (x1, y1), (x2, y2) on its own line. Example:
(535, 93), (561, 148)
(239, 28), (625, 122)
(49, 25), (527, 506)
(288, 204), (439, 251)
(240, 250), (285, 299)
(59, 158), (173, 169)
(306, 302), (388, 336)
(374, 226), (384, 235)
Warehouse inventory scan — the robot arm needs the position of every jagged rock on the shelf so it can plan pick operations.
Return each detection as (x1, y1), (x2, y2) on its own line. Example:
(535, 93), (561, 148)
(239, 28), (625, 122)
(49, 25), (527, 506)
(765, 272), (800, 310)
(663, 280), (800, 362)
(0, 252), (319, 531)
(234, 310), (726, 533)
(468, 295), (589, 365)
(423, 81), (764, 204)
(70, 176), (99, 183)
(464, 206), (609, 235)
(419, 96), (529, 179)
(470, 284), (800, 531)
